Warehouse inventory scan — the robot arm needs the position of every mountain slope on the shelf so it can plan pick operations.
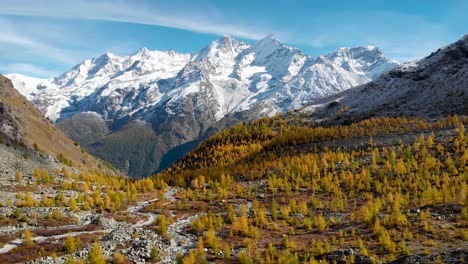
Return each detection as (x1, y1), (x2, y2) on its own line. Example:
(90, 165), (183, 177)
(152, 35), (468, 258)
(155, 112), (468, 263)
(6, 35), (398, 177)
(303, 35), (468, 123)
(0, 74), (117, 178)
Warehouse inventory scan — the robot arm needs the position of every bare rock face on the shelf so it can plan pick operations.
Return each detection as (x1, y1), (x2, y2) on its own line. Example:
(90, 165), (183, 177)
(0, 76), (25, 144)
(0, 101), (22, 143)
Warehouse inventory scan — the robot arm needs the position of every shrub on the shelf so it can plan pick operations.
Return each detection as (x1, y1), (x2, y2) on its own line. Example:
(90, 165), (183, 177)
(155, 215), (168, 237)
(204, 229), (220, 252)
(150, 246), (161, 262)
(15, 170), (22, 182)
(112, 251), (129, 264)
(23, 229), (34, 245)
(238, 251), (253, 264)
(64, 234), (80, 253)
(47, 209), (63, 220)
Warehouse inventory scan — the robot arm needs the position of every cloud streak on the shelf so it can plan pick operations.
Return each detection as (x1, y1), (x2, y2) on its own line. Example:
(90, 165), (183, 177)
(0, 0), (276, 78)
(287, 10), (461, 62)
(2, 0), (461, 63)
(0, 0), (465, 77)
(0, 0), (270, 39)
(0, 63), (59, 77)
(0, 18), (87, 65)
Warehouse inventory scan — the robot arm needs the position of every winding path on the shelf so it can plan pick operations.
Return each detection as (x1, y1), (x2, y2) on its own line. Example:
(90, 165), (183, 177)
(160, 214), (201, 263)
(0, 192), (163, 254)
(0, 229), (109, 254)
(0, 187), (201, 260)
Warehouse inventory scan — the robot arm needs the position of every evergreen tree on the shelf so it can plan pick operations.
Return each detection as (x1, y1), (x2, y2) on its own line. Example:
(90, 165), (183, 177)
(88, 241), (106, 264)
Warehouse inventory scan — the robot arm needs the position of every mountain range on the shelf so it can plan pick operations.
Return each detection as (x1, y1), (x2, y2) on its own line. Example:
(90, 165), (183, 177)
(1, 32), (467, 263)
(7, 34), (398, 178)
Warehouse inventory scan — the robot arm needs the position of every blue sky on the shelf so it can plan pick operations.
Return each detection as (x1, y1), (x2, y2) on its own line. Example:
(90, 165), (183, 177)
(0, 0), (466, 78)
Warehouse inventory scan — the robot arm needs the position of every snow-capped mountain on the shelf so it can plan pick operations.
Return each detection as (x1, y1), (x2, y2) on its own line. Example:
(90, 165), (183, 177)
(7, 34), (397, 123)
(8, 48), (194, 121)
(325, 46), (397, 79)
(6, 34), (398, 178)
(303, 35), (468, 122)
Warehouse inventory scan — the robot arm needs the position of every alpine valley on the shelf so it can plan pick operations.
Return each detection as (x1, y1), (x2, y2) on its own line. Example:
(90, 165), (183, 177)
(0, 28), (467, 263)
(6, 34), (398, 178)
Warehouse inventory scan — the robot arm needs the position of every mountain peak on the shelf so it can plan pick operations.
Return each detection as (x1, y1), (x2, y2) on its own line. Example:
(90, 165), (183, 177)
(134, 47), (152, 58)
(250, 33), (298, 54)
(220, 34), (233, 41)
(93, 51), (121, 64)
(263, 33), (277, 40)
(195, 35), (247, 61)
(326, 45), (398, 79)
(104, 51), (116, 57)
(243, 33), (301, 64)
(216, 35), (234, 47)
(167, 48), (177, 56)
(138, 47), (150, 52)
(255, 33), (280, 46)
(333, 45), (382, 56)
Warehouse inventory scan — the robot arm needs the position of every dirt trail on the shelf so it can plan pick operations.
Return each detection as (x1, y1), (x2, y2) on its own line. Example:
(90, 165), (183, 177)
(0, 187), (201, 261)
(0, 189), (172, 254)
(158, 187), (202, 262)
(160, 214), (201, 263)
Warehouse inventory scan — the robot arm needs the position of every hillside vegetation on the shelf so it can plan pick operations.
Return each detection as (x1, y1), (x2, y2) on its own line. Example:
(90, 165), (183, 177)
(1, 109), (466, 263)
(2, 72), (467, 263)
(0, 75), (117, 176)
(155, 113), (468, 263)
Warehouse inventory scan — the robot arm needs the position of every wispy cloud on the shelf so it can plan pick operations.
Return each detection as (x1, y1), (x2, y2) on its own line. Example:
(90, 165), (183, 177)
(0, 63), (59, 77)
(0, 0), (270, 39)
(0, 0), (276, 77)
(288, 10), (460, 62)
(0, 0), (464, 71)
(0, 18), (87, 65)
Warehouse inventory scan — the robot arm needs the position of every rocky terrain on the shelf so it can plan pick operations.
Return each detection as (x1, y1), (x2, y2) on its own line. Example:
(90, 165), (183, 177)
(0, 164), (205, 264)
(0, 75), (117, 179)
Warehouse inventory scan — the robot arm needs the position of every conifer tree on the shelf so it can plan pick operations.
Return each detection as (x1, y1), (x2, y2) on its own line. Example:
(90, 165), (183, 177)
(15, 170), (22, 182)
(88, 241), (106, 264)
(64, 234), (77, 253)
(23, 229), (34, 246)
